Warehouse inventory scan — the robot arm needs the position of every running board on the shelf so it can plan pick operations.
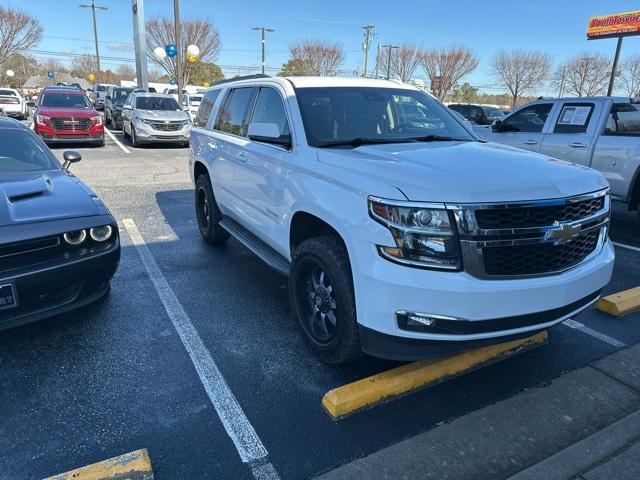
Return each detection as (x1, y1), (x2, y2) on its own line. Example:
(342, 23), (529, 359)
(219, 217), (290, 276)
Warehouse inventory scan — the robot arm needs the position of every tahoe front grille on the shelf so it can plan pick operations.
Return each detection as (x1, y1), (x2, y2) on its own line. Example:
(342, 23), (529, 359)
(50, 117), (92, 131)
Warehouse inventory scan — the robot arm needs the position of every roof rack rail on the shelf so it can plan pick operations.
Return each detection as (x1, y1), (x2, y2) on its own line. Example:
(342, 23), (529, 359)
(211, 74), (271, 87)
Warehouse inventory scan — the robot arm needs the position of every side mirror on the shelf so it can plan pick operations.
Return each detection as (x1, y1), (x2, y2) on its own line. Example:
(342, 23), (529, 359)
(62, 150), (82, 170)
(248, 122), (291, 149)
(492, 120), (503, 132)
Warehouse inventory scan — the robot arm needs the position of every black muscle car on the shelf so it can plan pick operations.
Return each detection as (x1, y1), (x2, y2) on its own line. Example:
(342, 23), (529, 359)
(0, 118), (120, 330)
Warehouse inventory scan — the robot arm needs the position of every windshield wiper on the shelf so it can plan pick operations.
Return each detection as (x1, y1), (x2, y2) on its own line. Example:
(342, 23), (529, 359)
(317, 137), (414, 148)
(405, 135), (466, 142)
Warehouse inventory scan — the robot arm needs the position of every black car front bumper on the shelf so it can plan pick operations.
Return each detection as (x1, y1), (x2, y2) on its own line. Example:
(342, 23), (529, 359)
(0, 239), (120, 331)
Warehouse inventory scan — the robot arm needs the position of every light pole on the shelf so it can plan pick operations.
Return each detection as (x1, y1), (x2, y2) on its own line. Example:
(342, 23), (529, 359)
(173, 0), (183, 98)
(252, 27), (274, 75)
(382, 45), (398, 80)
(362, 23), (374, 78)
(79, 1), (107, 81)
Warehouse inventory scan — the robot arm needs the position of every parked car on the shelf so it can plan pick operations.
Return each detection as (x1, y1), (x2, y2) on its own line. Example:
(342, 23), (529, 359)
(189, 76), (614, 364)
(0, 118), (120, 330)
(481, 97), (640, 223)
(33, 86), (105, 146)
(448, 103), (505, 126)
(184, 93), (203, 121)
(89, 83), (115, 109)
(104, 86), (134, 129)
(0, 107), (6, 117)
(0, 87), (28, 120)
(121, 92), (191, 147)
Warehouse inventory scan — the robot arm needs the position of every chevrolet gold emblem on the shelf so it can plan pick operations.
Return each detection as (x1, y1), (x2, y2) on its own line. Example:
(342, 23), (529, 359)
(544, 221), (582, 245)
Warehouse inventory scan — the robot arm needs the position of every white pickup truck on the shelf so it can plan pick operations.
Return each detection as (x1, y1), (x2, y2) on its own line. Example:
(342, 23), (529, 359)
(482, 97), (640, 223)
(189, 76), (614, 364)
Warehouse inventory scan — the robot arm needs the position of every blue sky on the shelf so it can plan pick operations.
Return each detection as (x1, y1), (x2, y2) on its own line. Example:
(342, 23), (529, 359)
(2, 0), (638, 93)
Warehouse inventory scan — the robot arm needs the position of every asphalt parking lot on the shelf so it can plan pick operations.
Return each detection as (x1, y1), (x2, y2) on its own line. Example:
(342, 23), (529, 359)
(1, 128), (640, 480)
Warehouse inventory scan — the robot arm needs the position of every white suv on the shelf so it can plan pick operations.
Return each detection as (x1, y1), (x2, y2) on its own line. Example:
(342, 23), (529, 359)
(189, 75), (614, 364)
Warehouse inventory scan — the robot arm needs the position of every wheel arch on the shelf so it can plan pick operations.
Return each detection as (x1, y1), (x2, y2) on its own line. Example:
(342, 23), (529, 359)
(629, 166), (640, 210)
(289, 211), (349, 260)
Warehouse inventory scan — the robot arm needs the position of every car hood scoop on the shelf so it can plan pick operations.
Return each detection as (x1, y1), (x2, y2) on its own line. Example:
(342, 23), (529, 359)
(0, 171), (99, 226)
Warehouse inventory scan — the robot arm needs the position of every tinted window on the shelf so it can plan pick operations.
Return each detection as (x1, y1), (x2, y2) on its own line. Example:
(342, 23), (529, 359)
(0, 89), (17, 96)
(296, 87), (472, 147)
(135, 96), (181, 111)
(96, 85), (107, 92)
(0, 130), (58, 173)
(554, 103), (594, 134)
(215, 88), (254, 136)
(112, 88), (133, 103)
(41, 93), (92, 108)
(250, 88), (290, 138)
(482, 107), (504, 121)
(502, 104), (553, 133)
(605, 103), (640, 136)
(194, 90), (221, 128)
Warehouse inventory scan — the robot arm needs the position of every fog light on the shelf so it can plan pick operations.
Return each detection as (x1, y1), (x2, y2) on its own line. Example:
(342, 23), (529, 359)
(407, 314), (437, 327)
(63, 230), (87, 245)
(90, 225), (113, 242)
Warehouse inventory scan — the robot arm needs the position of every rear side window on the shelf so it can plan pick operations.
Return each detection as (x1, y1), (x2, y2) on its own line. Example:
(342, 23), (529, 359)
(0, 89), (16, 96)
(249, 88), (290, 138)
(605, 103), (640, 136)
(502, 104), (553, 133)
(554, 103), (594, 134)
(215, 88), (255, 136)
(194, 90), (220, 128)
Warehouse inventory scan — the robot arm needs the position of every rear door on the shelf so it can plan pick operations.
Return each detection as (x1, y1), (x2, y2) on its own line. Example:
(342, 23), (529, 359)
(539, 101), (601, 166)
(485, 102), (555, 152)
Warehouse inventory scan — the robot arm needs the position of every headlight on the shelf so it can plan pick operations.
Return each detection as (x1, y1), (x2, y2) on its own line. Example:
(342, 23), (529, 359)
(36, 114), (49, 125)
(90, 225), (113, 242)
(92, 115), (103, 125)
(369, 197), (461, 270)
(63, 230), (87, 246)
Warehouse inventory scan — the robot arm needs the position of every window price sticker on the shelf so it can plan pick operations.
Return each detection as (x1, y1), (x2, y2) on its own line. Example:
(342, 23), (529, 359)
(558, 106), (592, 125)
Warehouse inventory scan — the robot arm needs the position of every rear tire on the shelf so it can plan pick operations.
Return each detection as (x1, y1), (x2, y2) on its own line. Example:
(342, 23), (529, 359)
(289, 236), (362, 364)
(122, 122), (130, 140)
(195, 174), (230, 245)
(131, 126), (140, 147)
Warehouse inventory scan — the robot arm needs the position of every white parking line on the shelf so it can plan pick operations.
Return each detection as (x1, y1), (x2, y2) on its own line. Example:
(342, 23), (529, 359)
(563, 319), (627, 348)
(104, 126), (130, 154)
(122, 218), (279, 480)
(613, 241), (640, 254)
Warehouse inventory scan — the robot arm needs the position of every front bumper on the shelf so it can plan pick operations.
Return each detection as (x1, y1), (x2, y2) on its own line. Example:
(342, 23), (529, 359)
(0, 241), (120, 331)
(35, 123), (104, 144)
(133, 120), (191, 143)
(350, 237), (615, 360)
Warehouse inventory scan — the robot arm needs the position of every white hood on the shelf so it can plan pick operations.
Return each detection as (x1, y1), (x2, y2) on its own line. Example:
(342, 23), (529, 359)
(317, 141), (608, 203)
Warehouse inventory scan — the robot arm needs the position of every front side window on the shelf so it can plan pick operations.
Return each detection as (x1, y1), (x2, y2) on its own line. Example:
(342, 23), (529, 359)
(135, 96), (181, 111)
(40, 94), (92, 109)
(296, 87), (472, 147)
(605, 103), (640, 136)
(482, 107), (504, 121)
(194, 90), (220, 128)
(0, 130), (59, 173)
(554, 103), (594, 134)
(249, 88), (290, 138)
(501, 104), (553, 133)
(215, 87), (255, 136)
(113, 89), (133, 103)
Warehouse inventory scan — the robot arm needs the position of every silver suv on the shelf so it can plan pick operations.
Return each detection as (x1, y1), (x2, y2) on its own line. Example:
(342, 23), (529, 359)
(122, 92), (191, 147)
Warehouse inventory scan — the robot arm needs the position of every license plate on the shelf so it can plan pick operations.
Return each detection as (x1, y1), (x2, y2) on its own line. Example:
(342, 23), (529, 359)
(0, 283), (17, 310)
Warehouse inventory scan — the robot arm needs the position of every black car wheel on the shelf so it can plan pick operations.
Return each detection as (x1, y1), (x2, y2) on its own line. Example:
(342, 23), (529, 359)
(195, 174), (230, 245)
(289, 236), (362, 364)
(122, 122), (130, 140)
(131, 126), (140, 147)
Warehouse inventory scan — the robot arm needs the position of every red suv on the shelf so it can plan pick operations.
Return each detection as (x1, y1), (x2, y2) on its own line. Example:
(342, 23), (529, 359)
(34, 87), (104, 146)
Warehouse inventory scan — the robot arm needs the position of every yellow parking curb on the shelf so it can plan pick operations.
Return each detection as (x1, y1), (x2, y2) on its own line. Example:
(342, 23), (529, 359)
(596, 286), (640, 317)
(322, 331), (548, 420)
(44, 449), (153, 480)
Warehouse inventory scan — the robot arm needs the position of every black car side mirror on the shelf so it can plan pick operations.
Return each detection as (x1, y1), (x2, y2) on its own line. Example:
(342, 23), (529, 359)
(492, 120), (503, 132)
(62, 151), (82, 170)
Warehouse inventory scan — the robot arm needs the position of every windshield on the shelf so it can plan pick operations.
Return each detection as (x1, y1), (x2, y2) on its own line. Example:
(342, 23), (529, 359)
(136, 96), (181, 111)
(0, 89), (17, 97)
(190, 95), (202, 104)
(41, 93), (92, 109)
(482, 107), (505, 120)
(113, 88), (133, 103)
(296, 87), (473, 147)
(0, 130), (59, 173)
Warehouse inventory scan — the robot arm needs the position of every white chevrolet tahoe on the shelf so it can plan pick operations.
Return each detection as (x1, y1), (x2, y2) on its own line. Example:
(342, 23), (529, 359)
(189, 76), (614, 364)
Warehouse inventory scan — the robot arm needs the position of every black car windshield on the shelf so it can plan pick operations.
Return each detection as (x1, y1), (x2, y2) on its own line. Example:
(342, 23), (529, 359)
(41, 93), (92, 108)
(482, 106), (505, 120)
(136, 96), (181, 111)
(0, 130), (59, 173)
(296, 87), (473, 147)
(113, 89), (133, 103)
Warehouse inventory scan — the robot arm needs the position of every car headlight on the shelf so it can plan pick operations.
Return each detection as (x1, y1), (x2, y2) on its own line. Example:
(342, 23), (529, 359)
(63, 230), (87, 246)
(36, 114), (49, 125)
(368, 197), (461, 270)
(90, 225), (113, 242)
(92, 115), (103, 125)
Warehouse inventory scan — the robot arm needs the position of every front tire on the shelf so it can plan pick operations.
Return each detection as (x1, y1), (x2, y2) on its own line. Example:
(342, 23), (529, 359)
(195, 174), (230, 245)
(131, 125), (141, 147)
(122, 121), (130, 140)
(289, 236), (362, 364)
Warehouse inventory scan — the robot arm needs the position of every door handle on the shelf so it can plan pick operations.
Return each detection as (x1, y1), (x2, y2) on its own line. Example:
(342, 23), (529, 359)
(237, 152), (249, 162)
(523, 140), (538, 145)
(207, 142), (217, 149)
(569, 142), (587, 148)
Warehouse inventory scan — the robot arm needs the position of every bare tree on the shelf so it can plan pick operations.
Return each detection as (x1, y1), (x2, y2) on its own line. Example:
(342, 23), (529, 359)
(116, 64), (136, 81)
(146, 16), (221, 86)
(492, 50), (551, 108)
(421, 46), (479, 101)
(559, 52), (611, 97)
(0, 7), (43, 67)
(39, 59), (67, 75)
(379, 44), (421, 82)
(620, 55), (640, 97)
(70, 54), (98, 79)
(287, 40), (344, 76)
